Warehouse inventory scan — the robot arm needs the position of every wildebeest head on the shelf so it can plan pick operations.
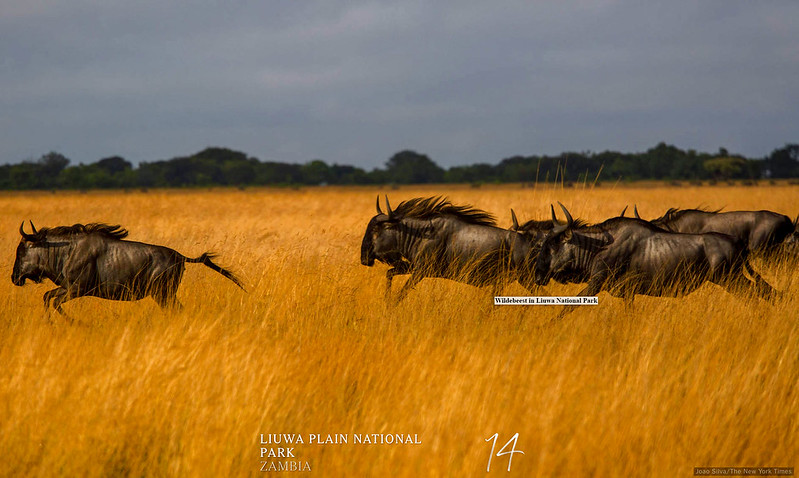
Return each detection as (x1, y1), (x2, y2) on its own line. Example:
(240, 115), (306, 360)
(509, 209), (554, 259)
(12, 221), (57, 286)
(360, 196), (403, 266)
(534, 203), (576, 285)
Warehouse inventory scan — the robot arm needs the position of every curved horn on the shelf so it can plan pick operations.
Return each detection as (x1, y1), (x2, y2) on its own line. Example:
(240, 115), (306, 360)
(557, 202), (573, 227)
(634, 205), (641, 219)
(385, 195), (394, 220)
(29, 220), (38, 235)
(620, 205), (628, 217)
(511, 209), (519, 230)
(550, 204), (568, 235)
(376, 195), (384, 215)
(19, 221), (36, 241)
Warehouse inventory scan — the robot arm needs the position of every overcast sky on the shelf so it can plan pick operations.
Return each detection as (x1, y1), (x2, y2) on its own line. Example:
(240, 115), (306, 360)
(1, 1), (796, 168)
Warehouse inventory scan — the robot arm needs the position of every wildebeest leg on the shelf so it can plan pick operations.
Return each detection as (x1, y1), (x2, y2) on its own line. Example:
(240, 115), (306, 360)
(153, 291), (183, 311)
(717, 274), (758, 301)
(557, 274), (606, 319)
(621, 286), (635, 308)
(44, 288), (75, 323)
(716, 268), (773, 302)
(385, 263), (410, 301)
(743, 262), (779, 301)
(518, 273), (541, 295)
(43, 288), (62, 310)
(724, 263), (779, 302)
(393, 271), (424, 305)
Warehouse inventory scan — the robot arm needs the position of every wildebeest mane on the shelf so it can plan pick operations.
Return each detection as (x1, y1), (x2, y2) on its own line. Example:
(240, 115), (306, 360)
(518, 219), (553, 232)
(393, 196), (497, 226)
(39, 223), (129, 240)
(577, 216), (661, 233)
(520, 217), (588, 232)
(656, 207), (724, 223)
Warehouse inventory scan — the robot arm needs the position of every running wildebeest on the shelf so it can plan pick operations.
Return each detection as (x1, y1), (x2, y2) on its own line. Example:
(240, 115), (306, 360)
(361, 196), (412, 297)
(509, 208), (554, 257)
(12, 221), (244, 318)
(508, 206), (631, 279)
(360, 196), (538, 303)
(535, 203), (776, 314)
(633, 206), (795, 255)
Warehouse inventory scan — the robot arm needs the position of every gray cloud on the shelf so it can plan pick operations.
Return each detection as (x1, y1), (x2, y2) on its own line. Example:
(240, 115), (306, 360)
(1, 1), (797, 167)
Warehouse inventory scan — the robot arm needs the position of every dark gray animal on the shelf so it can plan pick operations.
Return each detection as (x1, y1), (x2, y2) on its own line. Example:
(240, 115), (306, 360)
(509, 209), (555, 258)
(12, 222), (244, 317)
(360, 197), (412, 297)
(360, 196), (537, 303)
(508, 206), (631, 277)
(634, 206), (795, 255)
(536, 203), (775, 311)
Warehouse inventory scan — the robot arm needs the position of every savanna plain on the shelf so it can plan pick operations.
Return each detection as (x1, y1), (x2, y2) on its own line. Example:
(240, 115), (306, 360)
(0, 184), (797, 477)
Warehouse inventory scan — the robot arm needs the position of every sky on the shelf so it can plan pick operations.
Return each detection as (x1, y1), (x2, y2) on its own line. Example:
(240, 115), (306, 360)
(1, 1), (797, 168)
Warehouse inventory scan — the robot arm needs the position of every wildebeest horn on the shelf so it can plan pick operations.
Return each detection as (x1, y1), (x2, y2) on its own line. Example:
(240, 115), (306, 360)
(620, 206), (628, 217)
(30, 220), (38, 234)
(376, 195), (384, 215)
(634, 205), (641, 219)
(557, 202), (573, 227)
(19, 221), (37, 241)
(511, 209), (519, 230)
(550, 204), (568, 234)
(385, 195), (394, 220)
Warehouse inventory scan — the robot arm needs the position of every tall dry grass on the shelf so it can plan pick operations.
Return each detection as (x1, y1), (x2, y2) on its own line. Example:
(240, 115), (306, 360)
(0, 184), (797, 477)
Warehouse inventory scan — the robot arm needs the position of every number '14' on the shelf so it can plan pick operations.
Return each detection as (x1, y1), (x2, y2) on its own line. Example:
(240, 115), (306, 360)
(485, 433), (525, 472)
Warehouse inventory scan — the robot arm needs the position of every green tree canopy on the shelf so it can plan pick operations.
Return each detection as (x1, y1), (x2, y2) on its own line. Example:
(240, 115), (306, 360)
(384, 150), (445, 184)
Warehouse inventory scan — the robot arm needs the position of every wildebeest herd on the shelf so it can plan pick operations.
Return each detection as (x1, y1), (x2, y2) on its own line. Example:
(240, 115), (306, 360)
(360, 196), (798, 312)
(11, 195), (799, 320)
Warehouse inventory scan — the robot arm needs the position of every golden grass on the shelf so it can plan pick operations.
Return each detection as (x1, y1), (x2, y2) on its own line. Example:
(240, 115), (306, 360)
(0, 184), (797, 477)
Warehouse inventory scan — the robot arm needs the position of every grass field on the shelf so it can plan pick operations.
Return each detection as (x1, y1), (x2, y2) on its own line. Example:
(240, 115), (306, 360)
(0, 184), (797, 477)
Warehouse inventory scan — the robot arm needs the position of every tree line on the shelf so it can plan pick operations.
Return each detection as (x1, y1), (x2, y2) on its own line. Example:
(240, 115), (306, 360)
(1, 143), (797, 190)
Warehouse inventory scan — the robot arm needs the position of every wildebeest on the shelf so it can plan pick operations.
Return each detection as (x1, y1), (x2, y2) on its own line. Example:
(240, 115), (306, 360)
(508, 209), (554, 257)
(360, 197), (412, 298)
(360, 196), (538, 303)
(12, 221), (244, 318)
(634, 206), (795, 255)
(508, 206), (632, 279)
(535, 203), (776, 312)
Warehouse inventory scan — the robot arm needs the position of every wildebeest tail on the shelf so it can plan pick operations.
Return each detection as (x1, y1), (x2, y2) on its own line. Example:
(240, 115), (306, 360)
(186, 253), (246, 291)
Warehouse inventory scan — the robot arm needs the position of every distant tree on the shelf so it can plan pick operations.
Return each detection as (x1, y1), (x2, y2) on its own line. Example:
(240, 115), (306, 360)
(223, 159), (256, 185)
(703, 157), (747, 180)
(95, 156), (132, 175)
(255, 161), (303, 185)
(301, 160), (331, 185)
(766, 144), (799, 178)
(384, 150), (444, 184)
(328, 164), (369, 184)
(39, 152), (70, 174)
(36, 151), (71, 188)
(445, 163), (497, 183)
(194, 147), (250, 164)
